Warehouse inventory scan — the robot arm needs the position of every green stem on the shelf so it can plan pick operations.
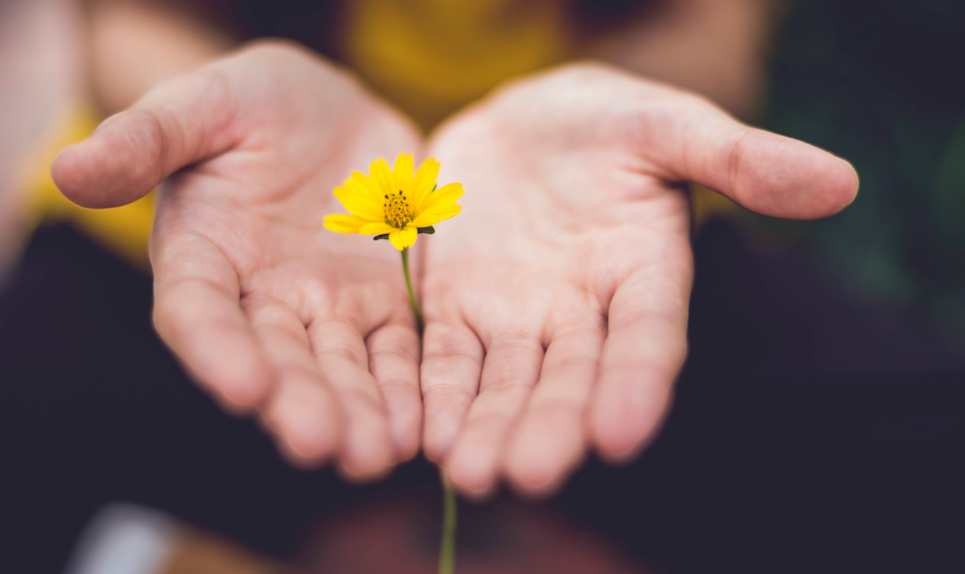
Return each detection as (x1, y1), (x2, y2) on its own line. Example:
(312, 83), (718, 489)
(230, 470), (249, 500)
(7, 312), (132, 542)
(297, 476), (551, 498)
(400, 248), (423, 330)
(399, 248), (455, 573)
(439, 468), (457, 574)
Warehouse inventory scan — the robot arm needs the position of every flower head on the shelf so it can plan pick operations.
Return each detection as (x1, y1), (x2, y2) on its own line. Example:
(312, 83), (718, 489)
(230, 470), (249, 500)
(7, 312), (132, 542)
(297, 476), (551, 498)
(323, 153), (463, 250)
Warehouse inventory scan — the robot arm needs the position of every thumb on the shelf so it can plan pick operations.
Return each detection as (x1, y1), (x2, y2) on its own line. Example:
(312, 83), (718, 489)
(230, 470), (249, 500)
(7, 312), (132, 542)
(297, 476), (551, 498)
(52, 71), (239, 208)
(641, 92), (859, 220)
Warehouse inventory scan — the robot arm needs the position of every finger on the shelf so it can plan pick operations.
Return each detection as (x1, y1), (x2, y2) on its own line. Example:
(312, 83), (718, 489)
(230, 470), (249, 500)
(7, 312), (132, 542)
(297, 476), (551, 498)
(52, 68), (240, 208)
(307, 319), (395, 480)
(366, 319), (422, 462)
(638, 89), (859, 219)
(420, 320), (485, 464)
(588, 253), (692, 462)
(152, 232), (273, 411)
(503, 322), (605, 496)
(244, 297), (341, 465)
(444, 335), (544, 495)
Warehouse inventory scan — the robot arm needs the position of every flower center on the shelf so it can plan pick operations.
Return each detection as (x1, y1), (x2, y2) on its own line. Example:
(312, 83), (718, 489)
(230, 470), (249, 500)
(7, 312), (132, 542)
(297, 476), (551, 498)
(384, 190), (411, 228)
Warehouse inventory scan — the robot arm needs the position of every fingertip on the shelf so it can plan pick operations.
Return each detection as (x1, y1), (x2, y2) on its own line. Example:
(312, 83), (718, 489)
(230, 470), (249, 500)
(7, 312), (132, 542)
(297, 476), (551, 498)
(153, 281), (275, 413)
(841, 157), (860, 206)
(505, 472), (565, 500)
(337, 413), (397, 481)
(459, 485), (498, 502)
(444, 433), (504, 497)
(421, 382), (476, 464)
(588, 375), (671, 464)
(445, 459), (498, 501)
(166, 333), (273, 415)
(589, 410), (644, 465)
(422, 408), (461, 465)
(337, 457), (396, 484)
(177, 330), (274, 413)
(266, 378), (341, 465)
(422, 442), (447, 467)
(383, 387), (421, 463)
(213, 360), (275, 412)
(390, 410), (422, 464)
(52, 112), (164, 208)
(731, 131), (861, 220)
(50, 142), (95, 207)
(504, 411), (584, 498)
(805, 152), (860, 217)
(50, 148), (66, 182)
(592, 432), (645, 465)
(503, 452), (569, 500)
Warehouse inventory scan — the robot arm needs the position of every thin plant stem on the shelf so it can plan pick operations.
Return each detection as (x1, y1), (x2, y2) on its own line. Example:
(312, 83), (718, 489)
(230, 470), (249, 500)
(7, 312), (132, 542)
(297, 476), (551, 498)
(400, 248), (455, 573)
(400, 247), (423, 330)
(439, 468), (457, 574)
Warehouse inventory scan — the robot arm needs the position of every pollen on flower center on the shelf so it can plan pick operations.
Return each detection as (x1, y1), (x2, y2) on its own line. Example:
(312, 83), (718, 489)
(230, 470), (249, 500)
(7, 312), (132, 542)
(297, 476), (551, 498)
(384, 190), (412, 228)
(323, 153), (462, 252)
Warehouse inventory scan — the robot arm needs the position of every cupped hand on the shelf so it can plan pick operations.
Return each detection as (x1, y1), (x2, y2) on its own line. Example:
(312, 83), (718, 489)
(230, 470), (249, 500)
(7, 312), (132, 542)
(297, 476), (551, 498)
(420, 63), (858, 496)
(52, 41), (425, 479)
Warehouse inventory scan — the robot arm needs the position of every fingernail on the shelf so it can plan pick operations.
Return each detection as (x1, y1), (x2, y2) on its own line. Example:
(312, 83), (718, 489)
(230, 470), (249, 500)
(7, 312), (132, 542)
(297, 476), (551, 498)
(51, 148), (66, 174)
(841, 158), (860, 205)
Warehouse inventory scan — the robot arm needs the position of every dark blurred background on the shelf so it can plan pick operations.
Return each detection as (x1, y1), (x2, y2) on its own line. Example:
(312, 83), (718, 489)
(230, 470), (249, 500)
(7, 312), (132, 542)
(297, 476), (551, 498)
(1, 0), (964, 573)
(761, 0), (965, 347)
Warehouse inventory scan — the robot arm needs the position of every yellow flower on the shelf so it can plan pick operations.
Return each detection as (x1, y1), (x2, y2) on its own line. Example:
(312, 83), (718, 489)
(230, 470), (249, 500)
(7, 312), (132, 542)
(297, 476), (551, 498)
(323, 153), (463, 250)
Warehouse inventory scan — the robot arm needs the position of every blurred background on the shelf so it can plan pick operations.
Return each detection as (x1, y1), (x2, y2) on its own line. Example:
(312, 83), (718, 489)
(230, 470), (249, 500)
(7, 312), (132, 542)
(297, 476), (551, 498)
(1, 0), (963, 572)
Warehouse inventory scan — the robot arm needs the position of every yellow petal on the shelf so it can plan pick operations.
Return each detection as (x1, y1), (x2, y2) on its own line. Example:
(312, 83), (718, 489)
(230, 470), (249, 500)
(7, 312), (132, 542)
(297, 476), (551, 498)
(393, 153), (414, 195)
(334, 186), (383, 220)
(418, 182), (464, 212)
(347, 173), (383, 204)
(388, 226), (417, 250)
(359, 221), (395, 235)
(323, 214), (370, 233)
(410, 203), (461, 228)
(371, 158), (397, 195)
(410, 158), (440, 208)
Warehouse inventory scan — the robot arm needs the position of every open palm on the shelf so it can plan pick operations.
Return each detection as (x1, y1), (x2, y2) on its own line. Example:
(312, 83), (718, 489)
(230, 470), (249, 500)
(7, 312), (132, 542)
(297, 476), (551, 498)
(420, 64), (859, 495)
(53, 42), (425, 479)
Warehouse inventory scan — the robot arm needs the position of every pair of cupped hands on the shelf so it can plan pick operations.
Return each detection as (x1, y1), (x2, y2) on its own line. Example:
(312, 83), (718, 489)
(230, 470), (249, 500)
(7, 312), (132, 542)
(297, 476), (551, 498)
(53, 41), (857, 497)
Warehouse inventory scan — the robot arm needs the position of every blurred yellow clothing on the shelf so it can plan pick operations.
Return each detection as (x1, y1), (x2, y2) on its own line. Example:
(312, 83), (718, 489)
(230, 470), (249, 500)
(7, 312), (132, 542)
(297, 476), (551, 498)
(25, 0), (734, 268)
(27, 106), (155, 271)
(342, 0), (572, 130)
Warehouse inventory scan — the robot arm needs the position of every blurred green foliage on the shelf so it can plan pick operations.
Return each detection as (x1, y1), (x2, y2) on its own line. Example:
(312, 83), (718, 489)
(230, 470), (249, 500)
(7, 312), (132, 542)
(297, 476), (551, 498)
(759, 0), (965, 341)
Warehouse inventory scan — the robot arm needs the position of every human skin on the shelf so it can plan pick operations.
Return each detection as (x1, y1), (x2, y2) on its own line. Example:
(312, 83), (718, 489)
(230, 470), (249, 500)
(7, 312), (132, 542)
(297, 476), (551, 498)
(50, 1), (849, 491)
(590, 0), (785, 121)
(87, 0), (237, 115)
(421, 63), (858, 496)
(51, 44), (858, 494)
(0, 0), (86, 283)
(53, 41), (425, 480)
